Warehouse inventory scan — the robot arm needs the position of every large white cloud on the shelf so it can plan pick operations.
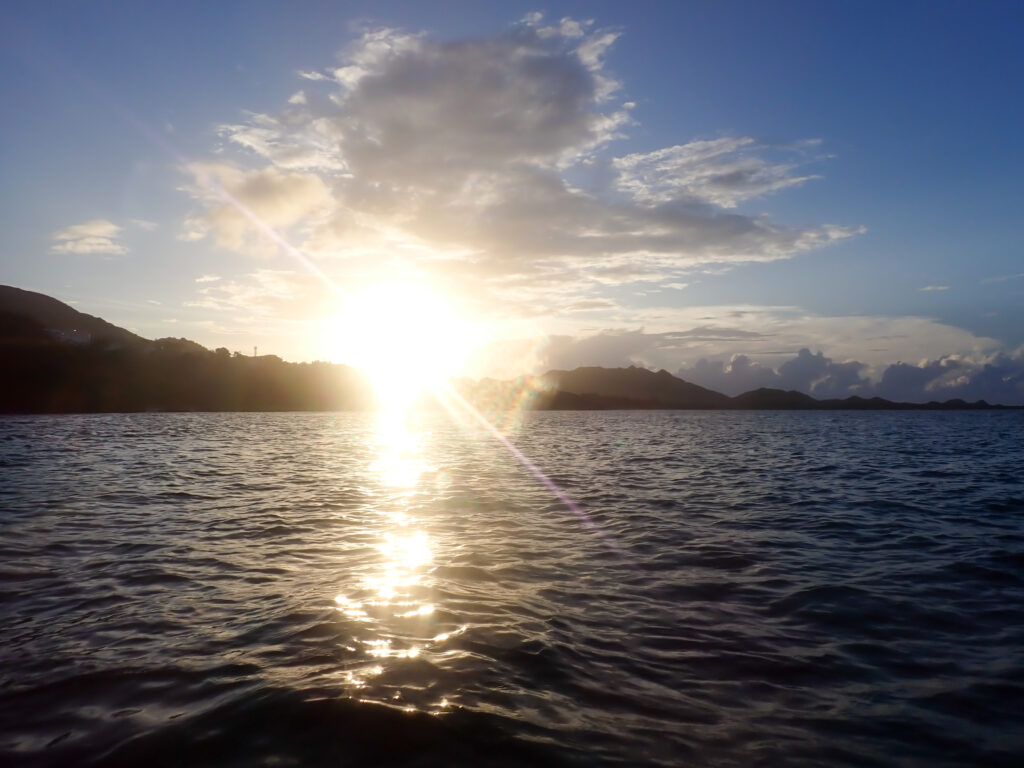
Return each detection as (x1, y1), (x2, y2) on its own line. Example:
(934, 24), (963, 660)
(184, 14), (859, 302)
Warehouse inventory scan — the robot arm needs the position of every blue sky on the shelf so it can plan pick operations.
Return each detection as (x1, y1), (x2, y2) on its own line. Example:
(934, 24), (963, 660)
(2, 1), (1023, 402)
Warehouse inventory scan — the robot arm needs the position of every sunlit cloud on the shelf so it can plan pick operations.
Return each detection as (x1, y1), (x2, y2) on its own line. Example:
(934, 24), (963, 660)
(180, 163), (333, 256)
(50, 218), (127, 255)
(564, 298), (620, 313)
(185, 268), (330, 317)
(531, 306), (1001, 375)
(180, 13), (861, 316)
(169, 11), (1021, 392)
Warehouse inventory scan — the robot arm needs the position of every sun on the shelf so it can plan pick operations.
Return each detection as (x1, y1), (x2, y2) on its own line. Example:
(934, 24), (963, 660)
(324, 280), (476, 408)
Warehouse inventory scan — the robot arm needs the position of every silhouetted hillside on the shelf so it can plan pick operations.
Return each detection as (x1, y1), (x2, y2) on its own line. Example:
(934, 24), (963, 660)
(538, 368), (1014, 411)
(542, 366), (731, 408)
(1, 342), (378, 413)
(0, 285), (146, 348)
(0, 287), (377, 413)
(1, 286), (1018, 413)
(730, 388), (821, 409)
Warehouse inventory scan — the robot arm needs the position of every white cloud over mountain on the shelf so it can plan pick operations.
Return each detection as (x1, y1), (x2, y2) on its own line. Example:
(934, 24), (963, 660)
(676, 347), (1024, 405)
(182, 15), (859, 303)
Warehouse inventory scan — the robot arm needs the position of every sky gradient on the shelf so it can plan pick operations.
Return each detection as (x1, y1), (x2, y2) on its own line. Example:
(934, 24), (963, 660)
(3, 1), (1023, 402)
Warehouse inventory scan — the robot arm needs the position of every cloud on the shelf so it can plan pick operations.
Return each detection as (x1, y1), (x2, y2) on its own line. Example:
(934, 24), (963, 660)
(51, 219), (121, 241)
(919, 285), (949, 292)
(549, 305), (998, 371)
(981, 272), (1024, 284)
(543, 330), (663, 370)
(775, 348), (872, 397)
(515, 303), (1006, 392)
(185, 14), (860, 310)
(50, 219), (127, 255)
(679, 355), (782, 395)
(673, 346), (1024, 404)
(539, 326), (777, 373)
(564, 298), (620, 313)
(181, 164), (333, 255)
(185, 268), (332, 322)
(195, 274), (221, 283)
(613, 137), (822, 208)
(875, 348), (1024, 404)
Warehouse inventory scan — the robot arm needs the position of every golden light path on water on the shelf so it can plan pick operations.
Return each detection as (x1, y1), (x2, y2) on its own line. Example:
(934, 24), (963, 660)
(128, 128), (623, 711)
(326, 379), (633, 716)
(333, 408), (465, 713)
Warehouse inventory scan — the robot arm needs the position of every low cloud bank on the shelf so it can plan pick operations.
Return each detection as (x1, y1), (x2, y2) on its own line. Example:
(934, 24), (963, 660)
(677, 348), (1024, 405)
(535, 326), (1024, 404)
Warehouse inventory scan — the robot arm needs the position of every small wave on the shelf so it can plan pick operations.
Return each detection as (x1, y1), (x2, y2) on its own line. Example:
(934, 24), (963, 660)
(90, 687), (574, 768)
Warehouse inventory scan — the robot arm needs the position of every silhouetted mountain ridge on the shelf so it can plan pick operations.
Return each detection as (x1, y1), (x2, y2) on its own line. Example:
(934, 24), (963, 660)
(0, 285), (146, 348)
(1, 285), (1017, 412)
(541, 366), (731, 408)
(0, 285), (377, 412)
(542, 370), (1008, 410)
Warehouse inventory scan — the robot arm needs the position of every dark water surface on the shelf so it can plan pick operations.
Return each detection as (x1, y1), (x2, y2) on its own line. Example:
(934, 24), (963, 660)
(2, 410), (1023, 767)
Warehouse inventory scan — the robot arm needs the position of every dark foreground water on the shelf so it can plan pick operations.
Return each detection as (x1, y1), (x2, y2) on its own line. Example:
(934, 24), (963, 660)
(2, 410), (1023, 767)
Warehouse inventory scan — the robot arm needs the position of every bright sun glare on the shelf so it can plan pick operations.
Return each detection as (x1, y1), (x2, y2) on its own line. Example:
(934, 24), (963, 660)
(326, 281), (475, 408)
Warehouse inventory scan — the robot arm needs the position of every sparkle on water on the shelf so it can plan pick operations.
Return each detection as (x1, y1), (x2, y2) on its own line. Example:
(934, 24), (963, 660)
(2, 410), (1023, 767)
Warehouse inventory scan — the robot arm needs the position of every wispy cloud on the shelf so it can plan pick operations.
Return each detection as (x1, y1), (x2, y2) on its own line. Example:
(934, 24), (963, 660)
(50, 219), (127, 255)
(613, 137), (823, 208)
(186, 269), (330, 320)
(180, 163), (333, 256)
(919, 285), (949, 292)
(981, 272), (1024, 284)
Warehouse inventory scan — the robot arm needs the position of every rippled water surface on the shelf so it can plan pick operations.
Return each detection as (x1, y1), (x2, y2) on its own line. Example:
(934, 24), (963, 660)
(2, 410), (1024, 767)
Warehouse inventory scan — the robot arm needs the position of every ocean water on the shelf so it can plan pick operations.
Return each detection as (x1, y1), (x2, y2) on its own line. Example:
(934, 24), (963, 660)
(1, 410), (1023, 767)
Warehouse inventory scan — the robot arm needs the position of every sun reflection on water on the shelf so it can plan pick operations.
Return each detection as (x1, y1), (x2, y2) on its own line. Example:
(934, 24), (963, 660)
(333, 409), (466, 712)
(368, 410), (433, 489)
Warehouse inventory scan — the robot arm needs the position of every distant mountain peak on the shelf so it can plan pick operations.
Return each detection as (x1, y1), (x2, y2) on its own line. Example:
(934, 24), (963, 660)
(541, 366), (732, 408)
